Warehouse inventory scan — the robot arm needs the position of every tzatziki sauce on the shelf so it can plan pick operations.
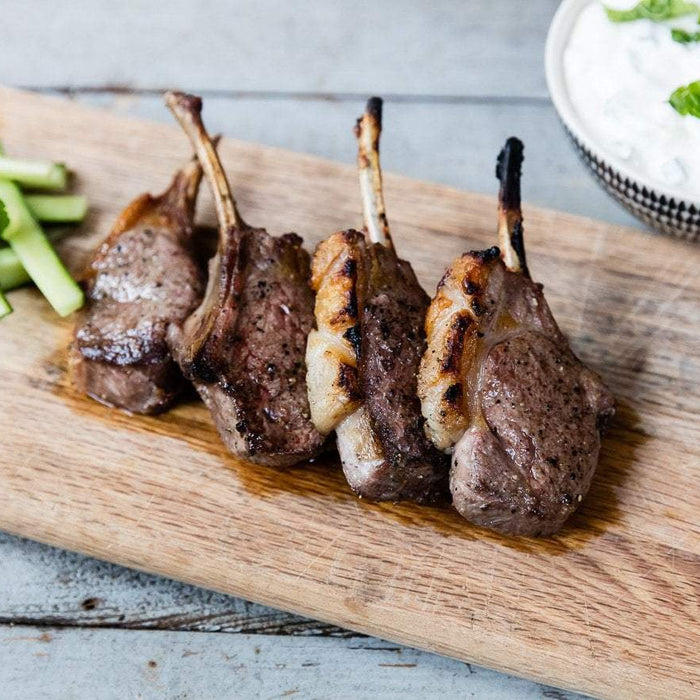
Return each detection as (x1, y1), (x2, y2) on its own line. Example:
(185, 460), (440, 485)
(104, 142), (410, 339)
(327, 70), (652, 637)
(564, 1), (700, 201)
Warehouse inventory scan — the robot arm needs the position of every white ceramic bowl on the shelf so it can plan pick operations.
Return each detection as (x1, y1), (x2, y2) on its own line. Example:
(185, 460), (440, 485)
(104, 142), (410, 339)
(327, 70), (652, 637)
(545, 0), (700, 242)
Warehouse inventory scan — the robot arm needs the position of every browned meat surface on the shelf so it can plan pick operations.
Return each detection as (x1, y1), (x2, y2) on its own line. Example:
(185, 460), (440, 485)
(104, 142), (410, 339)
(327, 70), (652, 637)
(419, 138), (614, 535)
(306, 97), (448, 502)
(72, 159), (204, 413)
(359, 244), (448, 501)
(447, 262), (615, 535)
(196, 229), (321, 461)
(166, 92), (324, 466)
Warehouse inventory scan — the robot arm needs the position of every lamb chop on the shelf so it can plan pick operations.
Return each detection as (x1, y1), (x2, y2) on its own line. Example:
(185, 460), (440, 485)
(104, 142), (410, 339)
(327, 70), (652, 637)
(418, 138), (615, 536)
(306, 97), (449, 502)
(165, 92), (324, 467)
(72, 156), (205, 414)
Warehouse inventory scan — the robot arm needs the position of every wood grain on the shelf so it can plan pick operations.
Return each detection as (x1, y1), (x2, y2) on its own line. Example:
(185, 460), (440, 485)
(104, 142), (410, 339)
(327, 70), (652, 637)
(0, 626), (581, 700)
(0, 532), (342, 635)
(0, 87), (697, 700)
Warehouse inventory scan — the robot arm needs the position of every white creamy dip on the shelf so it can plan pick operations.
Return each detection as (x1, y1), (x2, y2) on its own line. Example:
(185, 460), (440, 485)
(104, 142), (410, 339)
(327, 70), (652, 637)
(564, 1), (700, 201)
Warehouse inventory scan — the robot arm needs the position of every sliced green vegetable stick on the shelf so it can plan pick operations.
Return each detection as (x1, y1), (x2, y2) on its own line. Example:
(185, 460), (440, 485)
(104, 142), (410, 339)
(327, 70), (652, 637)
(0, 181), (83, 317)
(0, 157), (67, 190)
(0, 226), (86, 292)
(0, 247), (30, 291)
(24, 194), (88, 223)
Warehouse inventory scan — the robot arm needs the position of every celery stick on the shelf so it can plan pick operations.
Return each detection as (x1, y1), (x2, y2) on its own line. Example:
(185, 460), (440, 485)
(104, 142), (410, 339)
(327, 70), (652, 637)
(0, 180), (83, 316)
(0, 228), (80, 291)
(0, 247), (30, 290)
(0, 157), (67, 190)
(0, 289), (11, 318)
(24, 194), (87, 223)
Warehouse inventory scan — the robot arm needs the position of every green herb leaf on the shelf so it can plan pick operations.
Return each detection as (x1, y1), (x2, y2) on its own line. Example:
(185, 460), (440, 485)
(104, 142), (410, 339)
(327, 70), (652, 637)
(0, 199), (9, 236)
(605, 0), (698, 22)
(0, 289), (12, 318)
(671, 28), (700, 42)
(669, 80), (700, 117)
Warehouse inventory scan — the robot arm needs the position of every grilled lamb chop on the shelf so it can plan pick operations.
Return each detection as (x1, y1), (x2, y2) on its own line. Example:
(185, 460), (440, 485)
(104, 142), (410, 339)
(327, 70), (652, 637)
(306, 98), (449, 502)
(165, 92), (324, 467)
(418, 138), (615, 536)
(72, 157), (205, 414)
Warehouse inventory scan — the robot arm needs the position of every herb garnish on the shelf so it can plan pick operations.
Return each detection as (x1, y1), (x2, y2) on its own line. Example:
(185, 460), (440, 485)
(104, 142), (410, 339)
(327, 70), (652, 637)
(605, 0), (699, 22)
(671, 28), (700, 42)
(0, 199), (8, 237)
(669, 80), (700, 117)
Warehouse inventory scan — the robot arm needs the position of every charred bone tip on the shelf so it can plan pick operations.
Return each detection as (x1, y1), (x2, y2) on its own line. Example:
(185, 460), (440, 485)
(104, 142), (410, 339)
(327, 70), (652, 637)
(365, 96), (383, 129)
(353, 96), (383, 139)
(495, 137), (524, 207)
(496, 137), (529, 278)
(355, 97), (392, 248)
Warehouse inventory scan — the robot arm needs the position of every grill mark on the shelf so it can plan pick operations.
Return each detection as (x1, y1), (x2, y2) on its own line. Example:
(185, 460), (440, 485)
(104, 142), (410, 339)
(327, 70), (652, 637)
(469, 246), (501, 263)
(343, 324), (362, 358)
(337, 362), (362, 402)
(330, 255), (360, 325)
(443, 382), (462, 405)
(440, 312), (471, 373)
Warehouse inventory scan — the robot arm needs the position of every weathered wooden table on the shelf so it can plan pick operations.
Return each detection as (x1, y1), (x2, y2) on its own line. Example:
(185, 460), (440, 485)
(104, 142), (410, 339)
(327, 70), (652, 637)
(0, 1), (641, 697)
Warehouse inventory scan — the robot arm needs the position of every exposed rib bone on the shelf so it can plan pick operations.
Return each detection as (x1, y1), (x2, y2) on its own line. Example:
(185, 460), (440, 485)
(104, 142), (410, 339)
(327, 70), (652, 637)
(496, 137), (529, 277)
(355, 97), (392, 247)
(165, 91), (245, 234)
(165, 92), (241, 375)
(155, 155), (204, 226)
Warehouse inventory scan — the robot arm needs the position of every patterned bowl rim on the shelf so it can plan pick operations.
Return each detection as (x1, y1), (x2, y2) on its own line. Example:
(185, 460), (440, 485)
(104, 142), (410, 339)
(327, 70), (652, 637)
(544, 0), (700, 211)
(565, 126), (699, 241)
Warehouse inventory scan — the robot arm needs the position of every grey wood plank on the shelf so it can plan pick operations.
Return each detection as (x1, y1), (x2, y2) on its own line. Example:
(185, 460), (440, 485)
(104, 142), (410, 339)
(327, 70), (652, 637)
(5, 0), (558, 98)
(0, 532), (339, 635)
(52, 91), (641, 228)
(0, 625), (584, 699)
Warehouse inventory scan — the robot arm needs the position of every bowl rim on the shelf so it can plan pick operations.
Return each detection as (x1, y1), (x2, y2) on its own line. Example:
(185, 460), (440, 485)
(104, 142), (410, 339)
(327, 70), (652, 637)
(544, 0), (700, 208)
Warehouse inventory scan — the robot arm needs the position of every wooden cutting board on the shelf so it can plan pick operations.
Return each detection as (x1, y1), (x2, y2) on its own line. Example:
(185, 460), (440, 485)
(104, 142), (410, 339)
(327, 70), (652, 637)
(0, 87), (697, 699)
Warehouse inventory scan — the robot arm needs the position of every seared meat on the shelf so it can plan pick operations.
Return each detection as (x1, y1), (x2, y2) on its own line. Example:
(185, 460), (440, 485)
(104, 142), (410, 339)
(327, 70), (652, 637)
(358, 244), (447, 499)
(72, 157), (205, 413)
(165, 92), (324, 466)
(306, 97), (449, 502)
(419, 138), (614, 536)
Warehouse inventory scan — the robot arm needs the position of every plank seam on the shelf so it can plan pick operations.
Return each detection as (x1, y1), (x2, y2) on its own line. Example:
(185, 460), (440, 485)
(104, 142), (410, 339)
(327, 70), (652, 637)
(17, 86), (551, 106)
(0, 617), (358, 637)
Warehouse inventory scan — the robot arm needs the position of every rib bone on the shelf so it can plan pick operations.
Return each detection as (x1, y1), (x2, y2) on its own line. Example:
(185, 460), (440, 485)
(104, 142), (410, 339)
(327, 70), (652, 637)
(165, 92), (244, 377)
(166, 92), (244, 232)
(166, 92), (324, 466)
(419, 138), (615, 535)
(496, 137), (529, 277)
(355, 97), (392, 247)
(307, 97), (448, 502)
